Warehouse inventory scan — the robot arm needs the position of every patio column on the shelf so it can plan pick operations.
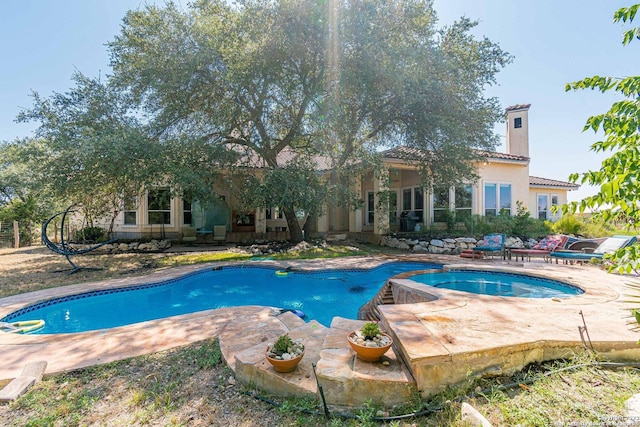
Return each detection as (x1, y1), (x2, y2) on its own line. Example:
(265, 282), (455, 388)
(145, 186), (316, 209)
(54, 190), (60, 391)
(317, 208), (329, 234)
(349, 176), (363, 233)
(254, 208), (267, 234)
(373, 169), (390, 235)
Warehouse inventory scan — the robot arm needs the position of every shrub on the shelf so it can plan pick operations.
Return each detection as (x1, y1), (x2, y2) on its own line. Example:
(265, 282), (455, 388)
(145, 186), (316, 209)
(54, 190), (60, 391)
(551, 214), (584, 236)
(75, 226), (105, 243)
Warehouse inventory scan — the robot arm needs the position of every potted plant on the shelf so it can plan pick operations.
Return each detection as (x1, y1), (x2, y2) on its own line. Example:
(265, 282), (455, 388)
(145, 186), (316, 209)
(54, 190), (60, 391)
(347, 321), (393, 362)
(265, 333), (305, 373)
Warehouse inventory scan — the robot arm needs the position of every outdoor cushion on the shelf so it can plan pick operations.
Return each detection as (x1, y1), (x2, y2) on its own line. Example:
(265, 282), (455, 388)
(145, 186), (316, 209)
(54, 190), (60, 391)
(593, 235), (636, 254)
(510, 235), (568, 261)
(473, 233), (505, 252)
(531, 235), (567, 251)
(550, 235), (637, 262)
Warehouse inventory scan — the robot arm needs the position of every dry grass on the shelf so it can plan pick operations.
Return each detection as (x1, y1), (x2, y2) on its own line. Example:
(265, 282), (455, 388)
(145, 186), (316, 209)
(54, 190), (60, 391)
(0, 246), (173, 298)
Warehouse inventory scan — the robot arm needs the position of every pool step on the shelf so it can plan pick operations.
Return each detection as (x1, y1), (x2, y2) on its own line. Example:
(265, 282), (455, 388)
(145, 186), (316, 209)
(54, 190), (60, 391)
(230, 312), (417, 410)
(233, 316), (329, 399)
(314, 317), (417, 410)
(357, 282), (395, 321)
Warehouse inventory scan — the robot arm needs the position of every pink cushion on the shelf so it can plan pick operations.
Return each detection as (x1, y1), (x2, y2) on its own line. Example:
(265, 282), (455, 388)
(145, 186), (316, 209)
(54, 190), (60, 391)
(532, 235), (565, 251)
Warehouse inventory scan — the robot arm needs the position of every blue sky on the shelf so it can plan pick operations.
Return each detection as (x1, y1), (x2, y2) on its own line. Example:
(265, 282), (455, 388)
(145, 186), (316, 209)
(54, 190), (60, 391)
(1, 1), (637, 202)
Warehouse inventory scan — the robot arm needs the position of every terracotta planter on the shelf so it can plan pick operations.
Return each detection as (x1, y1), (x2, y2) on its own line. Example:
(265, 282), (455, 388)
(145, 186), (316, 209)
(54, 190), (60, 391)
(347, 331), (393, 362)
(265, 350), (304, 373)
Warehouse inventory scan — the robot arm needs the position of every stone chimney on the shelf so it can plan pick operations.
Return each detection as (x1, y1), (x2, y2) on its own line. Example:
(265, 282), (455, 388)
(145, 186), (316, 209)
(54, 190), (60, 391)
(505, 104), (530, 158)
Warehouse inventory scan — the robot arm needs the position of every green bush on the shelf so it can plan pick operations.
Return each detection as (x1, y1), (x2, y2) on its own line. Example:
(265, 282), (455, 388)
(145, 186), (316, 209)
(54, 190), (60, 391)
(551, 214), (584, 236)
(75, 226), (105, 243)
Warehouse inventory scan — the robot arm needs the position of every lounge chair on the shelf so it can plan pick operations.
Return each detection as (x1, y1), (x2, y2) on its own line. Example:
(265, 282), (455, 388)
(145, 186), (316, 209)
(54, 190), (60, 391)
(472, 233), (506, 259)
(549, 235), (637, 264)
(510, 234), (568, 262)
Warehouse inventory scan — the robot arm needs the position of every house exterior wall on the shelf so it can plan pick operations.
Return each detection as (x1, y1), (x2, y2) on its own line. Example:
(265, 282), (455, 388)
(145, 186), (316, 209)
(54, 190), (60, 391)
(528, 187), (569, 222)
(476, 161), (530, 216)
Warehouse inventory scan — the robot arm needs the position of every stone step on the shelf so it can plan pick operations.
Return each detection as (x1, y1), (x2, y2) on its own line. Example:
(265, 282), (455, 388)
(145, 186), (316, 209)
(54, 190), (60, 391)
(234, 319), (329, 399)
(314, 317), (417, 410)
(0, 361), (48, 402)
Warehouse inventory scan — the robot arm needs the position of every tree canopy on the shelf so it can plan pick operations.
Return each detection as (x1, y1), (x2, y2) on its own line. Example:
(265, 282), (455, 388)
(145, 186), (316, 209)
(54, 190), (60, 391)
(13, 0), (511, 242)
(565, 4), (640, 273)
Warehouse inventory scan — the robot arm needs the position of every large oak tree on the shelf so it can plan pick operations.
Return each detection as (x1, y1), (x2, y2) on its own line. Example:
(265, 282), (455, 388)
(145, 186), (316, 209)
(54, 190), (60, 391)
(17, 0), (510, 243)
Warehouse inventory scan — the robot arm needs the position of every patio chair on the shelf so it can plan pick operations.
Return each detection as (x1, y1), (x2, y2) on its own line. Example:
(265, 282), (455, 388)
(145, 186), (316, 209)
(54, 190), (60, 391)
(510, 234), (568, 262)
(213, 225), (227, 245)
(472, 233), (506, 260)
(549, 235), (637, 264)
(181, 227), (198, 245)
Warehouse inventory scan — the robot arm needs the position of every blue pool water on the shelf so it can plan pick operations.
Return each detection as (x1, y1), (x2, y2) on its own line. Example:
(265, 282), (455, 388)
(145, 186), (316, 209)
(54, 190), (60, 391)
(409, 270), (584, 298)
(3, 261), (440, 334)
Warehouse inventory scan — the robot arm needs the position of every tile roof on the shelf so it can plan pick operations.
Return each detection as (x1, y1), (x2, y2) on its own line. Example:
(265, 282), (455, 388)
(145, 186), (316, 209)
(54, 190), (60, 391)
(505, 104), (531, 113)
(226, 145), (334, 171)
(381, 146), (529, 163)
(529, 176), (579, 190)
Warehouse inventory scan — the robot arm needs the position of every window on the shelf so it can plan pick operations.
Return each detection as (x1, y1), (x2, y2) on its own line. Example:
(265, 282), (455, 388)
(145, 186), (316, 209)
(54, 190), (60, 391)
(514, 117), (522, 128)
(432, 186), (450, 223)
(414, 187), (424, 222)
(401, 186), (425, 224)
(537, 194), (560, 221)
(183, 200), (192, 226)
(123, 194), (137, 226)
(388, 190), (398, 225)
(538, 195), (548, 220)
(551, 195), (559, 220)
(499, 184), (512, 214)
(148, 188), (171, 225)
(484, 183), (511, 216)
(402, 189), (412, 211)
(366, 191), (375, 225)
(266, 208), (284, 220)
(455, 185), (473, 221)
(432, 185), (473, 223)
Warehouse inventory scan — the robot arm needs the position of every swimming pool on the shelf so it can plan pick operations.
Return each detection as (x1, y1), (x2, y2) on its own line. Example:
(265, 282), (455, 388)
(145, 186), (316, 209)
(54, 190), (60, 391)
(409, 270), (584, 298)
(2, 261), (441, 334)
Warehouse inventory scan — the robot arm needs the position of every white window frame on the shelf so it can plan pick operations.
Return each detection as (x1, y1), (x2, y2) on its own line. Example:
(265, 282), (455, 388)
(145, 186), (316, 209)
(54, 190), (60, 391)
(537, 194), (548, 220)
(147, 188), (173, 226)
(365, 191), (375, 226)
(401, 186), (425, 222)
(431, 184), (473, 224)
(431, 185), (451, 224)
(182, 199), (193, 226)
(550, 194), (560, 220)
(123, 194), (138, 226)
(484, 182), (512, 216)
(388, 189), (399, 225)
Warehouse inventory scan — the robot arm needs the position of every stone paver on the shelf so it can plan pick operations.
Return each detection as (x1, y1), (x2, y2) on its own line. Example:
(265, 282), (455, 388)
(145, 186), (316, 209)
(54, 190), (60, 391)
(315, 317), (417, 409)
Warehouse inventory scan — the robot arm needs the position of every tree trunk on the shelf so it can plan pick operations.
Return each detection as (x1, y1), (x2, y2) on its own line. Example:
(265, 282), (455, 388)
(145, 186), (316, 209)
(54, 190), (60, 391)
(283, 206), (304, 243)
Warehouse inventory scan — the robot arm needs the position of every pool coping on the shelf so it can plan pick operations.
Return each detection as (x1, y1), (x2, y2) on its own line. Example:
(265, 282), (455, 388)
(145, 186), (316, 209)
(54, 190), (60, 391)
(0, 255), (637, 388)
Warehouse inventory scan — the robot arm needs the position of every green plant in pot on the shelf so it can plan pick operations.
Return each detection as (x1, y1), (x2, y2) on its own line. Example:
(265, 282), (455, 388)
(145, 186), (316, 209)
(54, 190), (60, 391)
(265, 334), (305, 373)
(347, 321), (393, 362)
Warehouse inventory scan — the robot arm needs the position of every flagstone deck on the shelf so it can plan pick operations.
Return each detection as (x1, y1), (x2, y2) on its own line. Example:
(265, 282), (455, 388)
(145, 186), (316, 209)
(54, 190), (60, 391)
(1, 256), (639, 409)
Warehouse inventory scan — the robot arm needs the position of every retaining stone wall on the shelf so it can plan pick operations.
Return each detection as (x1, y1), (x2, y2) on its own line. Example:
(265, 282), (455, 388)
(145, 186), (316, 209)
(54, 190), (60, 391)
(380, 235), (537, 255)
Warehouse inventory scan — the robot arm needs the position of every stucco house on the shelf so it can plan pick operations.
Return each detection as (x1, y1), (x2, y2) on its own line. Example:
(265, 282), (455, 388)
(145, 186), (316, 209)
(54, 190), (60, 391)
(107, 103), (578, 242)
